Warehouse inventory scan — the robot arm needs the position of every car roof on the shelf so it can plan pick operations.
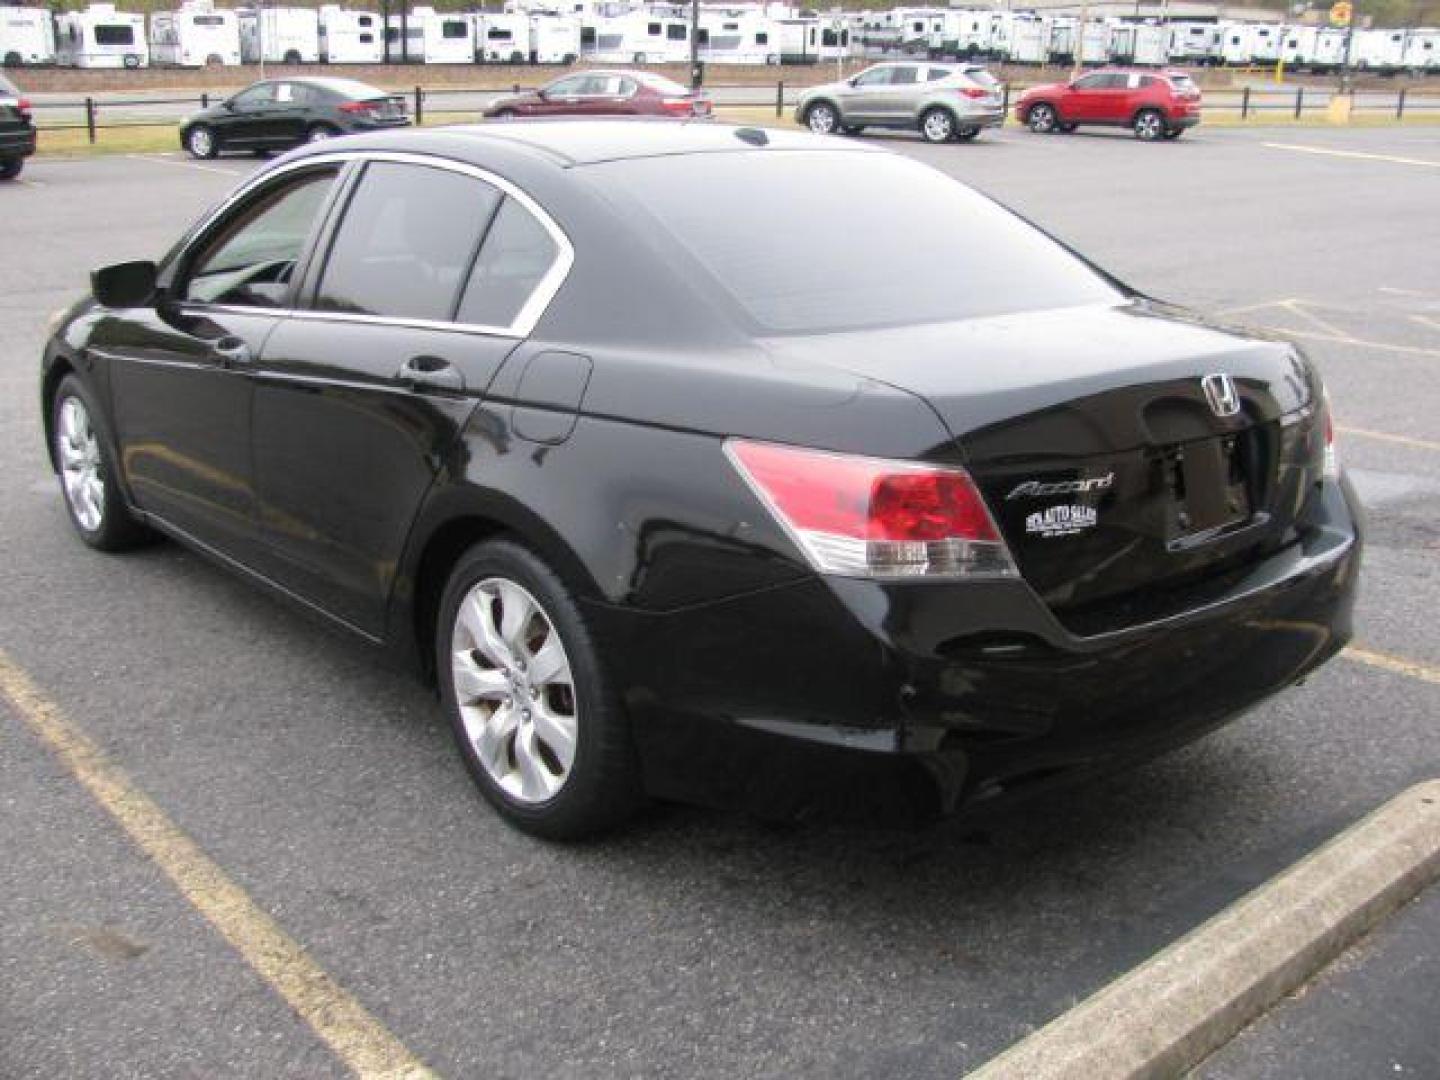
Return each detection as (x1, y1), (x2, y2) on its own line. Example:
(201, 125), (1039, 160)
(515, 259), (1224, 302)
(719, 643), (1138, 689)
(309, 119), (873, 168)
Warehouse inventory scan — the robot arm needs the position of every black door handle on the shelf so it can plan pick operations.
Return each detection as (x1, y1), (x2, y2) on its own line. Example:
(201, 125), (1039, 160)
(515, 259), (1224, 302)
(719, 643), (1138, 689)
(397, 355), (465, 392)
(212, 335), (252, 367)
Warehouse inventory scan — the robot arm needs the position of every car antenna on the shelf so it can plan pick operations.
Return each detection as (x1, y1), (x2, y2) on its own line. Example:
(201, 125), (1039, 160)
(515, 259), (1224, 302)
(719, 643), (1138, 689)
(733, 127), (768, 147)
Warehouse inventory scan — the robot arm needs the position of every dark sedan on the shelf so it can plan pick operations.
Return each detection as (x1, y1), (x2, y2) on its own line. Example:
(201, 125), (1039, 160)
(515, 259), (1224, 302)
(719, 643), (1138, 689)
(179, 76), (408, 159)
(484, 70), (712, 120)
(0, 72), (36, 180)
(42, 122), (1360, 838)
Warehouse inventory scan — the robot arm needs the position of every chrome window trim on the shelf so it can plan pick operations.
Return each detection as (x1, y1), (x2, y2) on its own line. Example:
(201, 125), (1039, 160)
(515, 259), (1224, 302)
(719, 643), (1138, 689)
(177, 149), (575, 341)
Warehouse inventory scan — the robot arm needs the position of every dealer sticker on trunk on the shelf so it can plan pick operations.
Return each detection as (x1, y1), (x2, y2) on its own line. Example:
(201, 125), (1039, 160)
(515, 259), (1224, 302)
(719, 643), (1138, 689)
(1025, 504), (1098, 539)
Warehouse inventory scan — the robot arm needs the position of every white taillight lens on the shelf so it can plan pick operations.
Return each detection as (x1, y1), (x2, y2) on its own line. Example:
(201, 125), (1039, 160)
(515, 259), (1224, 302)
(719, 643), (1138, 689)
(726, 440), (1017, 579)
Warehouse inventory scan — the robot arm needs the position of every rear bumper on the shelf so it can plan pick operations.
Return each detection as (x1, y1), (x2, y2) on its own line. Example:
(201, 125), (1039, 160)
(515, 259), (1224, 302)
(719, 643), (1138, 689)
(1171, 111), (1202, 129)
(587, 474), (1361, 824)
(0, 127), (36, 158)
(956, 106), (1005, 129)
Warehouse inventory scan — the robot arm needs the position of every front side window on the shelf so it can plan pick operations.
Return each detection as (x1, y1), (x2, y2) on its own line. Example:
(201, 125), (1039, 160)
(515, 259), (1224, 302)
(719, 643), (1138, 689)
(545, 75), (584, 96)
(1072, 73), (1105, 90)
(232, 83), (276, 108)
(455, 198), (561, 329)
(315, 162), (502, 323)
(890, 66), (918, 85)
(853, 66), (892, 87)
(182, 168), (338, 308)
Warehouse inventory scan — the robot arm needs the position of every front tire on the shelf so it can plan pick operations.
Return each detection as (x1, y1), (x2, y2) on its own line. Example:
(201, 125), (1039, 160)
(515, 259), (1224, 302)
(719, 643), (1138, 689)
(305, 122), (340, 143)
(804, 100), (839, 135)
(184, 124), (218, 159)
(919, 107), (956, 143)
(1134, 108), (1165, 141)
(0, 156), (21, 180)
(52, 375), (152, 552)
(437, 540), (641, 839)
(1027, 102), (1058, 133)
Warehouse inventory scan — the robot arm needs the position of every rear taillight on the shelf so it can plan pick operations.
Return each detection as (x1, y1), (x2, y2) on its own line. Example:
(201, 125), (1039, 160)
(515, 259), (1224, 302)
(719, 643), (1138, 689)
(955, 86), (987, 99)
(17, 97), (31, 119)
(1321, 391), (1340, 480)
(339, 100), (378, 114)
(726, 440), (1017, 579)
(660, 96), (694, 114)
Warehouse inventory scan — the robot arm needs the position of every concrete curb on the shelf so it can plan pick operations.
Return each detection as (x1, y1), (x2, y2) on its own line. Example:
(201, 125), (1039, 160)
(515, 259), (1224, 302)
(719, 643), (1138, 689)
(966, 779), (1440, 1080)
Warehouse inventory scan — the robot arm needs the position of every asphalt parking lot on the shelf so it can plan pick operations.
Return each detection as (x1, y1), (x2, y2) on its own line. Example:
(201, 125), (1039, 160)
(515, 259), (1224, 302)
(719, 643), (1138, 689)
(2, 123), (1438, 1078)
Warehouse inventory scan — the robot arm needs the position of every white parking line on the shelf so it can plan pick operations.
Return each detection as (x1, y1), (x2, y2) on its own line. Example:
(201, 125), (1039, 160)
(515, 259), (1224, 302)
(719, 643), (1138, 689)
(125, 152), (239, 177)
(1263, 142), (1440, 168)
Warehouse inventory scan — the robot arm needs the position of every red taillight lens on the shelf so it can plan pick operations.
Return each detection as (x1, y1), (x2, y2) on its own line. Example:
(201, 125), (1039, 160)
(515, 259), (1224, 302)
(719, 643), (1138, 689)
(17, 97), (32, 119)
(660, 96), (694, 114)
(339, 100), (377, 114)
(956, 86), (987, 99)
(726, 440), (1016, 579)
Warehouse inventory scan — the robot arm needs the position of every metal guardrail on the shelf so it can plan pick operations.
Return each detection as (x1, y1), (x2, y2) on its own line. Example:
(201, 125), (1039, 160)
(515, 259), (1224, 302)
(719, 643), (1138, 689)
(27, 81), (1440, 143)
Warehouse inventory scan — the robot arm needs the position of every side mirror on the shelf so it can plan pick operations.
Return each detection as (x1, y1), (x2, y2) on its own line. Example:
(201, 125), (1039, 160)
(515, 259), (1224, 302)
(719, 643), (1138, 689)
(92, 260), (158, 308)
(223, 99), (237, 111)
(847, 76), (860, 86)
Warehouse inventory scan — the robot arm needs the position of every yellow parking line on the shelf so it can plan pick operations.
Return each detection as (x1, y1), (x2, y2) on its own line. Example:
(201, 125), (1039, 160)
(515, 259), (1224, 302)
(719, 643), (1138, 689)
(0, 648), (437, 1080)
(1338, 426), (1440, 453)
(1254, 326), (1440, 359)
(1263, 142), (1440, 168)
(1344, 646), (1440, 687)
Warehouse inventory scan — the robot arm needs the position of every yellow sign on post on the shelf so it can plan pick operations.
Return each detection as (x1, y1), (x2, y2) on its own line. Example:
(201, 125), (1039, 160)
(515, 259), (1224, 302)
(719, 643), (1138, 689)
(1330, 1), (1353, 26)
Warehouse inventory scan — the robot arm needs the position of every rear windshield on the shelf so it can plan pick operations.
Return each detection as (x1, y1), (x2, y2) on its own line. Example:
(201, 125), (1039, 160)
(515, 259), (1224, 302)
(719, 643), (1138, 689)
(0, 74), (18, 97)
(634, 72), (690, 95)
(310, 78), (388, 101)
(1168, 74), (1199, 93)
(586, 150), (1120, 334)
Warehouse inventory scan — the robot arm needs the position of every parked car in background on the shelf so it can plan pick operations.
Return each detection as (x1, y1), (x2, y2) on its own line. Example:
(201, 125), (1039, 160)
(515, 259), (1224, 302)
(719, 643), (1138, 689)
(1016, 69), (1202, 140)
(0, 71), (35, 179)
(180, 76), (408, 158)
(796, 61), (1004, 143)
(483, 70), (712, 120)
(44, 122), (1358, 838)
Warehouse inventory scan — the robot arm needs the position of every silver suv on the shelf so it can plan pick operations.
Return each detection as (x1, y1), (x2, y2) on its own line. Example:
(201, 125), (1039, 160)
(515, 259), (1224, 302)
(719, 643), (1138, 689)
(796, 62), (1004, 144)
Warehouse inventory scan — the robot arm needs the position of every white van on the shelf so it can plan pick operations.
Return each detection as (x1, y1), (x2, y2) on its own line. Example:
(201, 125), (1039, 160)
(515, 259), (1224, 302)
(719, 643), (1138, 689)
(529, 13), (580, 64)
(239, 6), (320, 65)
(0, 5), (55, 66)
(55, 4), (148, 68)
(318, 6), (380, 63)
(477, 12), (527, 62)
(150, 2), (240, 67)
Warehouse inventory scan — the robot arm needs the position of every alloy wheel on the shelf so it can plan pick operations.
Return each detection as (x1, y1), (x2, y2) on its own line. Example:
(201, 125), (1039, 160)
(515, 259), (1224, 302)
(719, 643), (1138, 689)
(187, 127), (214, 158)
(57, 395), (104, 532)
(1029, 104), (1056, 133)
(806, 103), (837, 135)
(921, 109), (955, 143)
(451, 577), (578, 804)
(1135, 111), (1165, 141)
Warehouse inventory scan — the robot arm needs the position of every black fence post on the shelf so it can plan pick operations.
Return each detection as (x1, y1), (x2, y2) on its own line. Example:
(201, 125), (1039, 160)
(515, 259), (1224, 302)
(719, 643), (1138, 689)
(775, 79), (783, 117)
(84, 97), (96, 144)
(1002, 82), (1010, 119)
(1294, 86), (1304, 119)
(414, 86), (423, 126)
(1241, 85), (1250, 120)
(201, 91), (209, 108)
(1397, 87), (1406, 120)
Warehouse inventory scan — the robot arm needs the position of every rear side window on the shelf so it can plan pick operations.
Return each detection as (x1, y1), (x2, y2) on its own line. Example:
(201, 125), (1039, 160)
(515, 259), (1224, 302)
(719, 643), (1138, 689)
(456, 199), (561, 328)
(315, 162), (502, 322)
(927, 67), (951, 81)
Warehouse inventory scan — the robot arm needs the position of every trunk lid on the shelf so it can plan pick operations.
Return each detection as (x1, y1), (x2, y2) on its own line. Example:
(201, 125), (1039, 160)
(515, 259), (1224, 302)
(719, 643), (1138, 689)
(766, 301), (1325, 634)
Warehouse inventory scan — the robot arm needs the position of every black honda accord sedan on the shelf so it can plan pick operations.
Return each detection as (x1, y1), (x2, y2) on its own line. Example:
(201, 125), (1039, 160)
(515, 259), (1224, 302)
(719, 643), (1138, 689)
(41, 121), (1361, 838)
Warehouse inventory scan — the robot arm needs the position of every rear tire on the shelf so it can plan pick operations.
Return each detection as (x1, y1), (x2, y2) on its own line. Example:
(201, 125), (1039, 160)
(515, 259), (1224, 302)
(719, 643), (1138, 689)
(51, 375), (153, 552)
(1058, 121), (1078, 133)
(804, 100), (839, 135)
(919, 106), (956, 143)
(840, 124), (865, 136)
(1163, 127), (1184, 140)
(437, 539), (642, 839)
(955, 125), (980, 141)
(1027, 102), (1058, 133)
(0, 156), (21, 180)
(184, 124), (218, 159)
(1133, 108), (1165, 141)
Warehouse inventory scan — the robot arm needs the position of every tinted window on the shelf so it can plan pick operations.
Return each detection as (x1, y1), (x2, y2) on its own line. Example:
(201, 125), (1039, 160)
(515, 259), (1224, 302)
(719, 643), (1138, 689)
(666, 24), (686, 40)
(853, 66), (890, 86)
(193, 15), (224, 26)
(588, 152), (1120, 334)
(1072, 73), (1106, 90)
(927, 67), (951, 81)
(232, 83), (276, 107)
(316, 162), (502, 322)
(456, 199), (560, 328)
(545, 75), (584, 95)
(441, 19), (468, 38)
(890, 66), (918, 85)
(184, 168), (338, 307)
(95, 24), (135, 45)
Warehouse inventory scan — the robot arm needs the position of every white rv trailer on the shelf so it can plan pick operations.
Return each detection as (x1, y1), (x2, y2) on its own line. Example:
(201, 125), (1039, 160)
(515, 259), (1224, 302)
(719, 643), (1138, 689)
(697, 10), (778, 64)
(585, 11), (689, 64)
(1008, 14), (1049, 64)
(1218, 21), (1281, 64)
(778, 17), (819, 61)
(318, 6), (381, 62)
(1353, 28), (1409, 72)
(1282, 25), (1346, 71)
(1131, 21), (1168, 65)
(1078, 20), (1111, 65)
(386, 7), (473, 64)
(477, 12), (527, 62)
(890, 8), (944, 55)
(1168, 21), (1219, 64)
(1404, 29), (1439, 71)
(528, 14), (580, 64)
(928, 9), (992, 60)
(0, 5), (55, 66)
(1249, 23), (1282, 61)
(1048, 16), (1077, 63)
(239, 7), (320, 65)
(55, 4), (148, 68)
(150, 1), (241, 67)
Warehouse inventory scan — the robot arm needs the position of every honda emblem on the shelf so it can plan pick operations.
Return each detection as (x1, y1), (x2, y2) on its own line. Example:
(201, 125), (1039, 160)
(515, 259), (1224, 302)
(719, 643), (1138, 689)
(1201, 373), (1241, 418)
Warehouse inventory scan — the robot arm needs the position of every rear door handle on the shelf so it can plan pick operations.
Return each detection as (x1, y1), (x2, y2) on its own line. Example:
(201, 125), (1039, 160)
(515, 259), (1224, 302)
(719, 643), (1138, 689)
(212, 335), (252, 367)
(397, 355), (465, 392)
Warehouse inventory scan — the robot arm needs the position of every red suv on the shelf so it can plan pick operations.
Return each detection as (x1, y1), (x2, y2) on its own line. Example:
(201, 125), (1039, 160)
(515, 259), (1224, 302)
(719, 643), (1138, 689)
(1016, 69), (1201, 140)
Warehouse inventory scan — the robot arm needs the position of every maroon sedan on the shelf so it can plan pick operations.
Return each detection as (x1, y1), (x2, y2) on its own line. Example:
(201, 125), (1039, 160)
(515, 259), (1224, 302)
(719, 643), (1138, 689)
(483, 70), (712, 120)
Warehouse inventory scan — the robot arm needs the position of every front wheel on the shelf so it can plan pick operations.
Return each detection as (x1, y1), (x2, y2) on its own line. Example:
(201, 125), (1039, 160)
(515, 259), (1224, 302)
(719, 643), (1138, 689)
(305, 123), (340, 143)
(1027, 102), (1058, 133)
(919, 107), (956, 143)
(0, 156), (21, 180)
(184, 124), (218, 159)
(52, 375), (152, 552)
(804, 101), (839, 135)
(1133, 108), (1166, 141)
(437, 540), (642, 839)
